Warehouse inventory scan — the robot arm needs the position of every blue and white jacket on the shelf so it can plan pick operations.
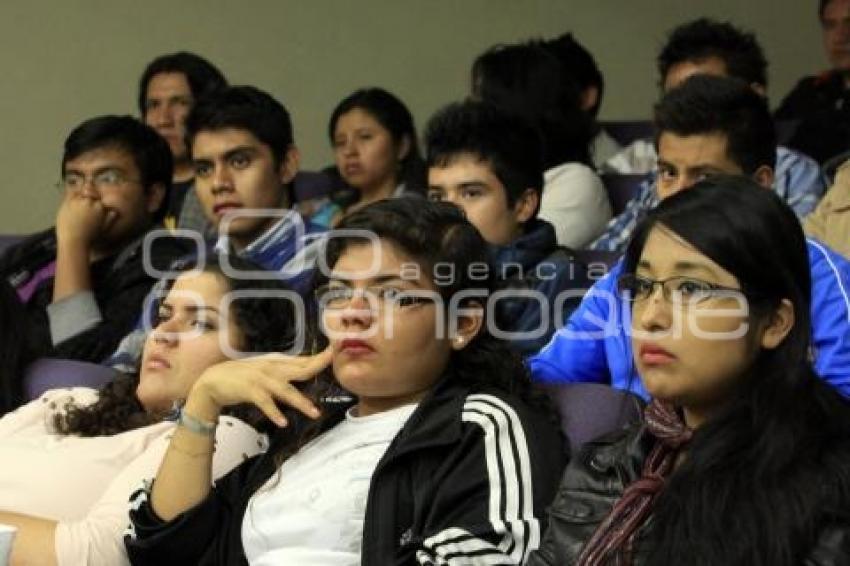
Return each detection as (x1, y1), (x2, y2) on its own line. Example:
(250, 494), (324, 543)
(530, 238), (850, 398)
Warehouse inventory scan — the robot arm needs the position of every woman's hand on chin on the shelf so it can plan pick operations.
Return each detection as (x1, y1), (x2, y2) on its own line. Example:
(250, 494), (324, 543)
(185, 347), (333, 427)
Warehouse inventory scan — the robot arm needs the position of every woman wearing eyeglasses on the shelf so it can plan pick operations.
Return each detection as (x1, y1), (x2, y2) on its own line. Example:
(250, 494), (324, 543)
(529, 175), (850, 566)
(125, 198), (565, 565)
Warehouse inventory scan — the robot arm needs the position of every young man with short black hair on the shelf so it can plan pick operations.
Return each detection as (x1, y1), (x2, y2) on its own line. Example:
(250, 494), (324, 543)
(186, 85), (325, 283)
(425, 100), (591, 355)
(105, 86), (325, 374)
(533, 75), (850, 398)
(0, 116), (189, 363)
(599, 18), (825, 229)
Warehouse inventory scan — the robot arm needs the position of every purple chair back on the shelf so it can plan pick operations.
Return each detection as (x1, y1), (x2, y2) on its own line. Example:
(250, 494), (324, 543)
(293, 170), (334, 203)
(546, 383), (643, 455)
(599, 120), (654, 147)
(24, 358), (119, 400)
(600, 173), (649, 216)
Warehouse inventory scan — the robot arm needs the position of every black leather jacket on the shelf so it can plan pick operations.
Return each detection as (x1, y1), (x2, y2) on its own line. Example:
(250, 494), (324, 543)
(529, 423), (850, 566)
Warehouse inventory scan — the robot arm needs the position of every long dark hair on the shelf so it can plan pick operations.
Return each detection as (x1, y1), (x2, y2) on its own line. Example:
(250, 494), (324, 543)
(271, 198), (559, 464)
(137, 51), (227, 117)
(328, 87), (427, 195)
(54, 254), (298, 436)
(622, 175), (850, 565)
(472, 42), (592, 168)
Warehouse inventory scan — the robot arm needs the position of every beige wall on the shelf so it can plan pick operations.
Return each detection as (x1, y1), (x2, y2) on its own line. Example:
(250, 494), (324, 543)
(0, 0), (825, 233)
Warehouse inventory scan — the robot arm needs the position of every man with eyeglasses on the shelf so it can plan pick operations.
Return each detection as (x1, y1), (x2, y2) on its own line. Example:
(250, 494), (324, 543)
(0, 115), (190, 367)
(531, 76), (850, 399)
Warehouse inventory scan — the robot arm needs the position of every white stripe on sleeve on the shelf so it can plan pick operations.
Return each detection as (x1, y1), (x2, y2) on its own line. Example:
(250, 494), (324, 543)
(419, 394), (539, 565)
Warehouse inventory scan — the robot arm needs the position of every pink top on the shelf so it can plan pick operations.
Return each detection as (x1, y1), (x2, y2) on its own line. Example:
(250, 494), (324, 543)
(0, 388), (268, 566)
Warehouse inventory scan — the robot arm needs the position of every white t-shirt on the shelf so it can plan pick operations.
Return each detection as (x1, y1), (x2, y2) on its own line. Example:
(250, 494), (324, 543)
(601, 138), (656, 174)
(538, 161), (612, 249)
(0, 387), (268, 566)
(590, 129), (623, 170)
(242, 403), (418, 566)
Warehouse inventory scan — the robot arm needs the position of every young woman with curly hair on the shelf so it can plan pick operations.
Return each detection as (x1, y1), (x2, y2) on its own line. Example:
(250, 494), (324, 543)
(0, 254), (298, 566)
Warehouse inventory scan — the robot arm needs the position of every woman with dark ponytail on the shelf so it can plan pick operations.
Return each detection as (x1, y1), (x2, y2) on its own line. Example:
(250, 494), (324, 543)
(308, 87), (427, 227)
(530, 175), (850, 565)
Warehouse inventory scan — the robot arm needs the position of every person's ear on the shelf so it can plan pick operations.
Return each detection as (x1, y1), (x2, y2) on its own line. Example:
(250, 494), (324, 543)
(278, 145), (300, 185)
(145, 182), (167, 215)
(752, 165), (774, 189)
(396, 135), (411, 162)
(750, 82), (767, 97)
(451, 300), (484, 351)
(760, 298), (795, 350)
(513, 188), (539, 224)
(581, 86), (600, 113)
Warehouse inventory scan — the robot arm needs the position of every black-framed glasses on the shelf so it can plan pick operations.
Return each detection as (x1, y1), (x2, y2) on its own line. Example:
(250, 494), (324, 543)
(616, 274), (746, 307)
(57, 169), (141, 192)
(314, 284), (437, 312)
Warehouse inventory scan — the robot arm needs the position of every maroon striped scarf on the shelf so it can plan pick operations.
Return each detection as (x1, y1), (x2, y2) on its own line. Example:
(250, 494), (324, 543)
(576, 399), (693, 566)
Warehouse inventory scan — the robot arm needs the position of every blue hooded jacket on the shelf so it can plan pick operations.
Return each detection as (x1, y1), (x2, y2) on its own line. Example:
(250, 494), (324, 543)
(490, 220), (592, 356)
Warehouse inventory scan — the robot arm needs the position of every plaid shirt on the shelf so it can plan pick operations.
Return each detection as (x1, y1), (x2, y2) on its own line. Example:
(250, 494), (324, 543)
(589, 146), (826, 254)
(587, 178), (656, 254)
